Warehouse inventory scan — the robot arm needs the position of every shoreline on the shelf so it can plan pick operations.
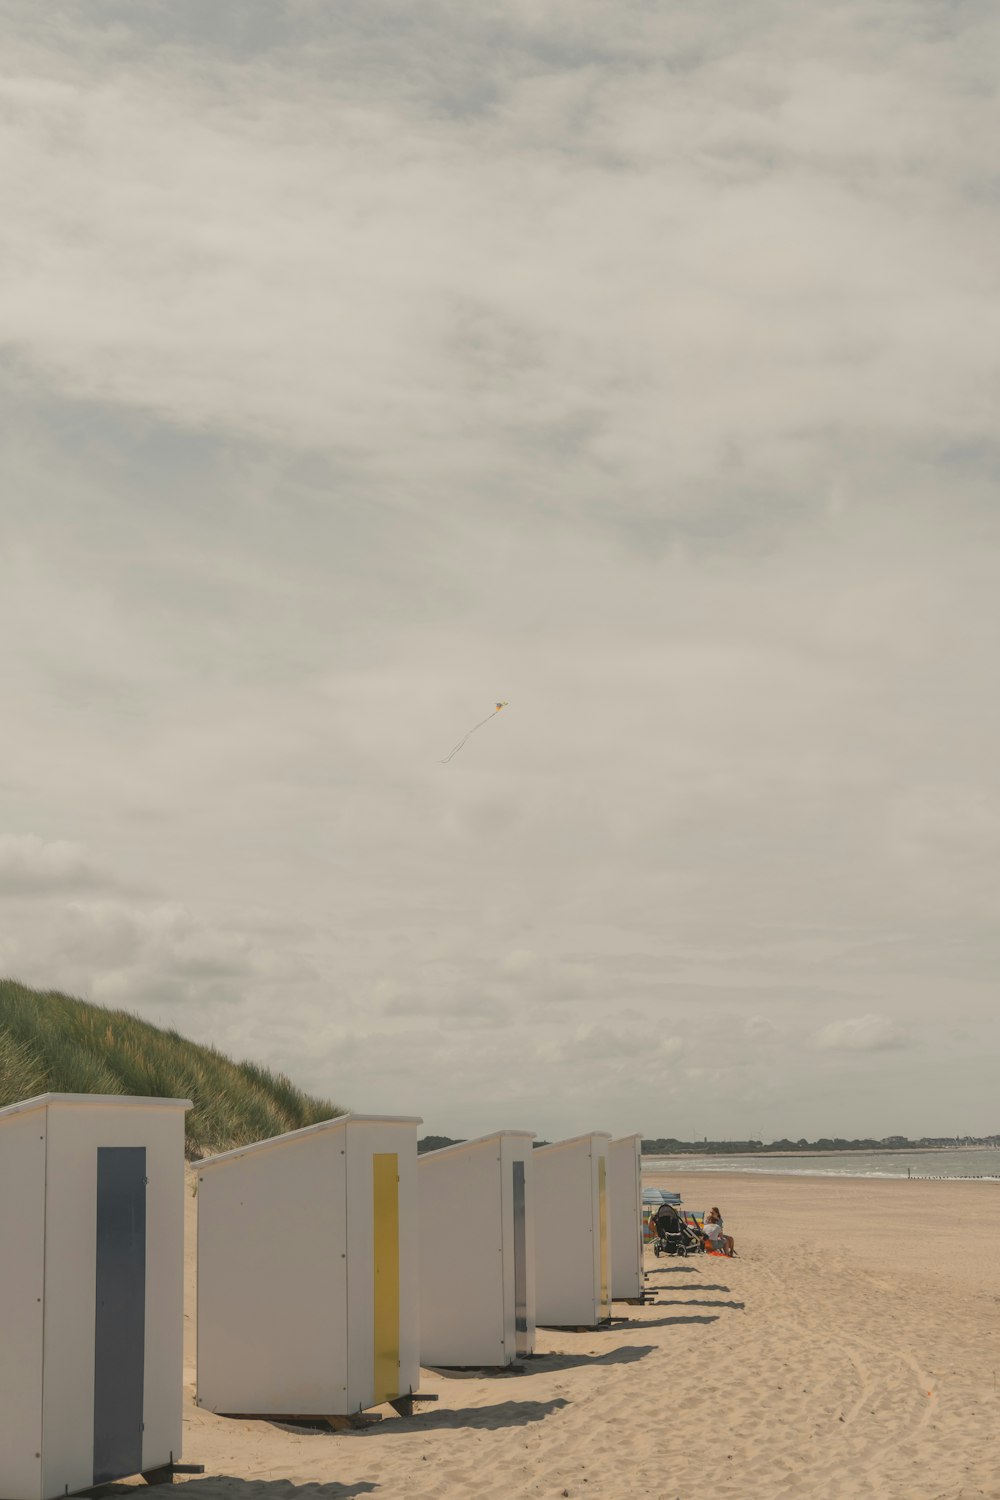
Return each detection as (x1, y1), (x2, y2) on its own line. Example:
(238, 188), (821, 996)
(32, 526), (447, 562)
(643, 1144), (1000, 1159)
(642, 1163), (1000, 1181)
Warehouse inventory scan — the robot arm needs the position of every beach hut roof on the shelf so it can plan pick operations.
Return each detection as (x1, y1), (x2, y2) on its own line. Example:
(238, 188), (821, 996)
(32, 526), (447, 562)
(533, 1131), (612, 1153)
(419, 1129), (536, 1161)
(0, 1093), (192, 1123)
(196, 1110), (423, 1171)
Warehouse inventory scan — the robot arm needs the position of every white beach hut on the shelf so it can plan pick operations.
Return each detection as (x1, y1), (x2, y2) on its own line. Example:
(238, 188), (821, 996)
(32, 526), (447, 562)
(0, 1092), (191, 1500)
(419, 1131), (536, 1368)
(534, 1132), (613, 1328)
(608, 1134), (644, 1301)
(196, 1113), (422, 1418)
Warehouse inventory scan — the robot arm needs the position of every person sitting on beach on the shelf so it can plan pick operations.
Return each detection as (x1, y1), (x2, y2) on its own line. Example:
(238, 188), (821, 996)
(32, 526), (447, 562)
(703, 1206), (735, 1256)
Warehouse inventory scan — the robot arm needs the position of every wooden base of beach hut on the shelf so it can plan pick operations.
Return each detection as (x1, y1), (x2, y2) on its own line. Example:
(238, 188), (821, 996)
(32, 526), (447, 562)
(534, 1132), (612, 1329)
(419, 1131), (536, 1368)
(609, 1134), (645, 1302)
(0, 1093), (191, 1500)
(196, 1113), (421, 1419)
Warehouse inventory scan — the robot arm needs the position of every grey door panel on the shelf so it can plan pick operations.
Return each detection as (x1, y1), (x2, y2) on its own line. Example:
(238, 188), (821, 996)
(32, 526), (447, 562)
(93, 1146), (146, 1484)
(512, 1160), (528, 1356)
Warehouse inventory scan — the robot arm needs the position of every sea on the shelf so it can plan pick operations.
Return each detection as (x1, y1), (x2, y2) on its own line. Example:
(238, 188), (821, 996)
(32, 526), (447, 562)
(643, 1149), (1000, 1181)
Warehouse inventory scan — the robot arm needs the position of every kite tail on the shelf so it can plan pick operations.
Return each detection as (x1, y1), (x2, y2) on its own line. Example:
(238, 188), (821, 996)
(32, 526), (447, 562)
(440, 710), (498, 763)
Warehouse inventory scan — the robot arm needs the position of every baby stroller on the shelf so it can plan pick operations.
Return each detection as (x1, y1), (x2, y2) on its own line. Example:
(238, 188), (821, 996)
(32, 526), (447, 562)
(651, 1203), (705, 1257)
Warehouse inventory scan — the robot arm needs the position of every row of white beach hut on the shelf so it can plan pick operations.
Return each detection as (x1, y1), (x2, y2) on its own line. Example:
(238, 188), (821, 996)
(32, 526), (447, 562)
(0, 1096), (646, 1500)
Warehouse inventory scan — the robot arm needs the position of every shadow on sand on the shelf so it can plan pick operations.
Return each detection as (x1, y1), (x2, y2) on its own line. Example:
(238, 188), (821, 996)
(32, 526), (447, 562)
(527, 1345), (654, 1374)
(390, 1397), (570, 1432)
(651, 1283), (733, 1294)
(644, 1271), (734, 1290)
(429, 1345), (652, 1379)
(97, 1481), (380, 1499)
(252, 1399), (571, 1439)
(652, 1298), (745, 1310)
(619, 1313), (720, 1330)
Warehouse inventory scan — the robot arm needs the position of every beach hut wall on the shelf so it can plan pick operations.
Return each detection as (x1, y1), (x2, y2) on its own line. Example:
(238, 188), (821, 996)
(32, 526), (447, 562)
(0, 1093), (191, 1500)
(196, 1113), (421, 1417)
(533, 1132), (613, 1328)
(419, 1130), (536, 1368)
(608, 1134), (644, 1300)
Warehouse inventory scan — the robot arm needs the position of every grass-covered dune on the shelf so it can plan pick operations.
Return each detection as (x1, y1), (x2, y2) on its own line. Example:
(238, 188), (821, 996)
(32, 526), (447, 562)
(0, 979), (344, 1158)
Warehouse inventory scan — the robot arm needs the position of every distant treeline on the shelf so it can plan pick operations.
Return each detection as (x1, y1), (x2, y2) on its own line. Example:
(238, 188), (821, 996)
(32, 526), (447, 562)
(418, 1135), (552, 1154)
(641, 1135), (1000, 1154)
(419, 1133), (1000, 1157)
(417, 1135), (463, 1154)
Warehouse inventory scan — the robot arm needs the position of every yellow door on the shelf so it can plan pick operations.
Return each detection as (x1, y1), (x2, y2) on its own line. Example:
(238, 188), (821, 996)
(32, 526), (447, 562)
(598, 1156), (610, 1316)
(372, 1153), (400, 1403)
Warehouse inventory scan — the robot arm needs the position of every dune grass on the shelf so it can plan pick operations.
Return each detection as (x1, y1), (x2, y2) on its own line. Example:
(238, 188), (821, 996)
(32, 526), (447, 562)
(0, 979), (344, 1157)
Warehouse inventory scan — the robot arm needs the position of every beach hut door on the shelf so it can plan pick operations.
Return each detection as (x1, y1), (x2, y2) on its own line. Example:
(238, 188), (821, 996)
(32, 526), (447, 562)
(598, 1156), (610, 1317)
(512, 1160), (529, 1356)
(372, 1153), (400, 1404)
(93, 1147), (146, 1484)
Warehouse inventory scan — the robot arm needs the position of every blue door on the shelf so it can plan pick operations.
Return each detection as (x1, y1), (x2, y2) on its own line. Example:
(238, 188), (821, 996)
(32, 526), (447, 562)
(512, 1161), (528, 1356)
(93, 1147), (146, 1483)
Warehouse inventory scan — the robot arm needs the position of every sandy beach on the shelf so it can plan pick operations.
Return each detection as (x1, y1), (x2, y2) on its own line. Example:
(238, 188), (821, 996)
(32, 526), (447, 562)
(166, 1169), (1000, 1500)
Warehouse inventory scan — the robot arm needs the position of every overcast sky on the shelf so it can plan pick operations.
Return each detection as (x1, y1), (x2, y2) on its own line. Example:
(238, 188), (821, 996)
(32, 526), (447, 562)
(2, 0), (998, 1142)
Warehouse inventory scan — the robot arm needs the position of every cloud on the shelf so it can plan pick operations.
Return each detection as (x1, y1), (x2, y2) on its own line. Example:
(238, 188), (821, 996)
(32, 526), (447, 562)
(743, 1015), (782, 1043)
(60, 901), (267, 982)
(565, 1024), (670, 1064)
(500, 948), (539, 977)
(816, 1014), (911, 1054)
(0, 834), (115, 895)
(1, 0), (997, 526)
(0, 894), (319, 1040)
